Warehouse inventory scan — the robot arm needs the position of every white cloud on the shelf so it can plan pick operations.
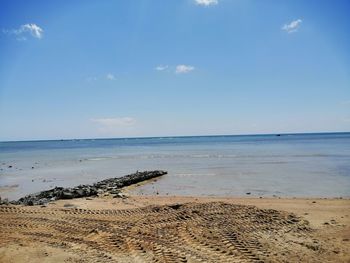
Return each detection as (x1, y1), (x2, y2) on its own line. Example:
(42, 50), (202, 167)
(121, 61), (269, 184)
(175, 65), (195, 74)
(195, 0), (218, 6)
(3, 23), (44, 40)
(282, 19), (302, 33)
(106, 73), (116, 80)
(20, 24), (43, 38)
(155, 65), (168, 71)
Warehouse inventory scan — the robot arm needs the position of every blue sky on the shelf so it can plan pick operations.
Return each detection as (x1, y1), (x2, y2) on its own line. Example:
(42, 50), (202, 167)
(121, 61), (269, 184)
(0, 0), (349, 141)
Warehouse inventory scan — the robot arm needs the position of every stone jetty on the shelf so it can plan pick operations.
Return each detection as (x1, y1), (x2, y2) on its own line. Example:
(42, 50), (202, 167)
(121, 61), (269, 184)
(8, 170), (167, 206)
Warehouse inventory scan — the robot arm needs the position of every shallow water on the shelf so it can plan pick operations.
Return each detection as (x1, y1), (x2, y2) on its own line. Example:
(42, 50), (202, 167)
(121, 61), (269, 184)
(0, 133), (349, 200)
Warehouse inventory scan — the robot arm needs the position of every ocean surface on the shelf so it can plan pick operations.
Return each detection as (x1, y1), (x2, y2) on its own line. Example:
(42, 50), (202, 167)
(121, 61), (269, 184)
(0, 133), (350, 200)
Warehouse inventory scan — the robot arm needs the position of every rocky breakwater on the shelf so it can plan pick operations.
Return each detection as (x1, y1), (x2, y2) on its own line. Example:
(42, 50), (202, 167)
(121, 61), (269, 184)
(6, 170), (167, 206)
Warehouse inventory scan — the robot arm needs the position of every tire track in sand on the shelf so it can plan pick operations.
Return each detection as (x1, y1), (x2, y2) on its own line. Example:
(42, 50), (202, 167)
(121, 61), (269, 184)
(0, 202), (325, 262)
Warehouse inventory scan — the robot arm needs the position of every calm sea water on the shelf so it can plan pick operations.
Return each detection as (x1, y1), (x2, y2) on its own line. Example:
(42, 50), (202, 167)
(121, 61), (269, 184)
(1, 133), (350, 200)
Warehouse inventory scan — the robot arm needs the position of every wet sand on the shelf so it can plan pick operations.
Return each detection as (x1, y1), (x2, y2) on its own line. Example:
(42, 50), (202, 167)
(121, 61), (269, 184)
(0, 195), (349, 262)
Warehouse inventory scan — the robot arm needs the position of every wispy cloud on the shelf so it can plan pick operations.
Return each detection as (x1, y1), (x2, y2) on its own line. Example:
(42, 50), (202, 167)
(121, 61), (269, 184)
(155, 65), (168, 71)
(195, 0), (218, 6)
(3, 23), (44, 40)
(341, 100), (350, 106)
(282, 19), (302, 33)
(343, 117), (350, 123)
(106, 73), (116, 80)
(86, 76), (98, 82)
(91, 117), (136, 134)
(175, 65), (195, 74)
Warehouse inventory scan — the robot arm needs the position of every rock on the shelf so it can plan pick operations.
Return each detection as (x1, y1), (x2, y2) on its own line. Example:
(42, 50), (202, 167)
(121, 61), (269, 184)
(246, 192), (251, 195)
(110, 189), (120, 195)
(0, 197), (9, 205)
(62, 191), (74, 199)
(75, 189), (85, 197)
(114, 192), (128, 199)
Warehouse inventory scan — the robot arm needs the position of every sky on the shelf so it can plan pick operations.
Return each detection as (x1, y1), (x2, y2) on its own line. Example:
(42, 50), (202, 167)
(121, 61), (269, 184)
(0, 0), (349, 141)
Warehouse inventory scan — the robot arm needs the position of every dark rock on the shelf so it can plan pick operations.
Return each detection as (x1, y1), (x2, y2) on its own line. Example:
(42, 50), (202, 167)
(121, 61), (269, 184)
(0, 197), (9, 205)
(62, 191), (74, 199)
(169, 204), (182, 210)
(75, 189), (85, 197)
(110, 189), (120, 195)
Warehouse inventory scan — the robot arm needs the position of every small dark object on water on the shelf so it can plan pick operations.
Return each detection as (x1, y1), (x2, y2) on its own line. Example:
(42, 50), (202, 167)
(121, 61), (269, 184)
(246, 192), (251, 195)
(31, 167), (34, 169)
(8, 165), (12, 168)
(276, 134), (281, 136)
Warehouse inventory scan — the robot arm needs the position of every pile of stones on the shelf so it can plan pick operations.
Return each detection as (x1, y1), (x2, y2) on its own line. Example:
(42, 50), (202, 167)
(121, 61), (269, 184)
(3, 170), (167, 206)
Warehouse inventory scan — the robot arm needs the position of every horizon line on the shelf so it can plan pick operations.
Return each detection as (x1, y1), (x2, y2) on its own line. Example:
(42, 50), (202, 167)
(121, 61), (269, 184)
(1, 131), (349, 143)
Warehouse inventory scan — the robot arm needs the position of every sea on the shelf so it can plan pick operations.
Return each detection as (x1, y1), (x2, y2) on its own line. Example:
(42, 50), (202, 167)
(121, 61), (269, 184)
(0, 132), (349, 200)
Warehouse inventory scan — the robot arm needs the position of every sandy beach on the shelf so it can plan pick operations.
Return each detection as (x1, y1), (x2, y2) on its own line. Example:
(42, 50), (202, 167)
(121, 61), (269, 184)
(0, 195), (349, 263)
(1, 0), (349, 261)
